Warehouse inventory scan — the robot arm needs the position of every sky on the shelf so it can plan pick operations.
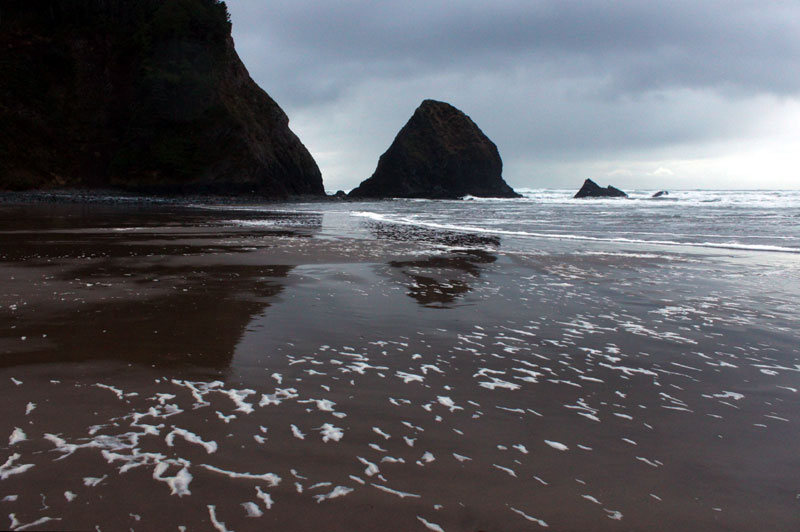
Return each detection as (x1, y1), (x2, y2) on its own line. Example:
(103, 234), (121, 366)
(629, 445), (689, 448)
(225, 0), (800, 192)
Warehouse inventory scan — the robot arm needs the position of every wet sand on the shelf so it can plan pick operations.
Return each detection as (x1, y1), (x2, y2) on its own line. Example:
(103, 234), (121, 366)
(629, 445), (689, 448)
(1, 202), (798, 531)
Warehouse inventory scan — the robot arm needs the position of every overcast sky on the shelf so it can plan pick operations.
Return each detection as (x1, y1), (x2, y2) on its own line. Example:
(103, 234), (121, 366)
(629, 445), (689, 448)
(226, 0), (800, 191)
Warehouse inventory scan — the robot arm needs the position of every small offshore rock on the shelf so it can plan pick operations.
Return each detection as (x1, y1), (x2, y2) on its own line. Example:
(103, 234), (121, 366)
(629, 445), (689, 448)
(573, 179), (628, 198)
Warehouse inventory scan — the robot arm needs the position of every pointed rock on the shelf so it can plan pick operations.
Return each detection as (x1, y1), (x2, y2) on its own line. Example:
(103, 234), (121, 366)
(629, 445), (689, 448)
(349, 100), (519, 199)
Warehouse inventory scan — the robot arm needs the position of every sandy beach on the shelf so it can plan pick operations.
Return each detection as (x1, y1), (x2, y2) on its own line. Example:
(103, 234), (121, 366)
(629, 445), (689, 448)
(1, 201), (798, 531)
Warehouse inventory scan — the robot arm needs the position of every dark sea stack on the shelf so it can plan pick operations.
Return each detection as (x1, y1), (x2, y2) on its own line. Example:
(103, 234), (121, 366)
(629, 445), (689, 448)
(348, 100), (520, 199)
(0, 0), (323, 197)
(573, 179), (628, 198)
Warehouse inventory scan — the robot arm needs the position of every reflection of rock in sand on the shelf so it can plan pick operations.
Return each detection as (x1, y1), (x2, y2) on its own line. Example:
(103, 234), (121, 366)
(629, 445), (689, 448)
(1, 263), (294, 369)
(0, 265), (292, 367)
(389, 250), (497, 308)
(366, 220), (500, 307)
(0, 204), (320, 368)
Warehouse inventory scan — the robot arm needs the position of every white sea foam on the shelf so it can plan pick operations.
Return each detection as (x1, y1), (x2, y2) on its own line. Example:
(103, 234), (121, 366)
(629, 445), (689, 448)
(208, 505), (231, 532)
(357, 457), (379, 477)
(371, 483), (421, 498)
(300, 398), (337, 412)
(83, 475), (107, 487)
(395, 371), (424, 383)
(493, 464), (517, 477)
(636, 456), (662, 468)
(216, 411), (236, 423)
(544, 440), (569, 451)
(711, 391), (745, 401)
(199, 464), (281, 486)
(319, 423), (344, 442)
(259, 387), (299, 406)
(510, 507), (549, 527)
(0, 454), (34, 480)
(513, 444), (529, 454)
(94, 383), (128, 400)
(582, 494), (601, 504)
(372, 427), (391, 439)
(313, 486), (354, 503)
(165, 428), (217, 454)
(8, 515), (62, 531)
(241, 501), (263, 517)
(153, 461), (193, 496)
(417, 516), (445, 531)
(8, 428), (26, 445)
(255, 486), (274, 510)
(291, 424), (306, 440)
(477, 377), (521, 391)
(436, 396), (462, 412)
(221, 388), (256, 414)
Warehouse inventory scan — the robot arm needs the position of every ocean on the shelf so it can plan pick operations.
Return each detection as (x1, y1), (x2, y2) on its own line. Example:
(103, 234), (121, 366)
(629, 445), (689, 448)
(337, 188), (800, 253)
(288, 188), (800, 302)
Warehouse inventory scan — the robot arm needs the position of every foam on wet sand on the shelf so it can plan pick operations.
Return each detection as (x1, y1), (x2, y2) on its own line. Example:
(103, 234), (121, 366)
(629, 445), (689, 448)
(0, 202), (798, 531)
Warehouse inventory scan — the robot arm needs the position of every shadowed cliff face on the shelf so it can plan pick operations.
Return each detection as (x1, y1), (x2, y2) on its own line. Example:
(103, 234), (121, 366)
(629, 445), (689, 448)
(349, 99), (520, 199)
(0, 0), (323, 197)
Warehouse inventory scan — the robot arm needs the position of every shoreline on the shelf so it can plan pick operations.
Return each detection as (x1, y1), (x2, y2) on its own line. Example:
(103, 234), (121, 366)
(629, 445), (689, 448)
(0, 189), (348, 206)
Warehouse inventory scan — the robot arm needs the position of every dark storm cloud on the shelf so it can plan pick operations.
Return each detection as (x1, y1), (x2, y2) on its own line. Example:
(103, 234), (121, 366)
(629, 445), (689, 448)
(229, 0), (800, 104)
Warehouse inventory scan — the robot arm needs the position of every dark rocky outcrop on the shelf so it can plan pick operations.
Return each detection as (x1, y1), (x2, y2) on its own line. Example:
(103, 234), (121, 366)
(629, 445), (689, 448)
(652, 190), (669, 198)
(573, 179), (628, 198)
(349, 100), (519, 199)
(0, 0), (323, 197)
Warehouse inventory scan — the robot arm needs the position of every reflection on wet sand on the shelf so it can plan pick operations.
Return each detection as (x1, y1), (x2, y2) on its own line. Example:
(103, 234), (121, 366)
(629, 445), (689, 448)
(370, 221), (501, 307)
(389, 250), (497, 307)
(1, 264), (293, 368)
(0, 204), (319, 368)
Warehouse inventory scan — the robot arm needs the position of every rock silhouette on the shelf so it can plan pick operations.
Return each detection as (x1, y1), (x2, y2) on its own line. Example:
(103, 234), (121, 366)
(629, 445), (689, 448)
(574, 179), (628, 198)
(349, 100), (519, 199)
(0, 0), (323, 197)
